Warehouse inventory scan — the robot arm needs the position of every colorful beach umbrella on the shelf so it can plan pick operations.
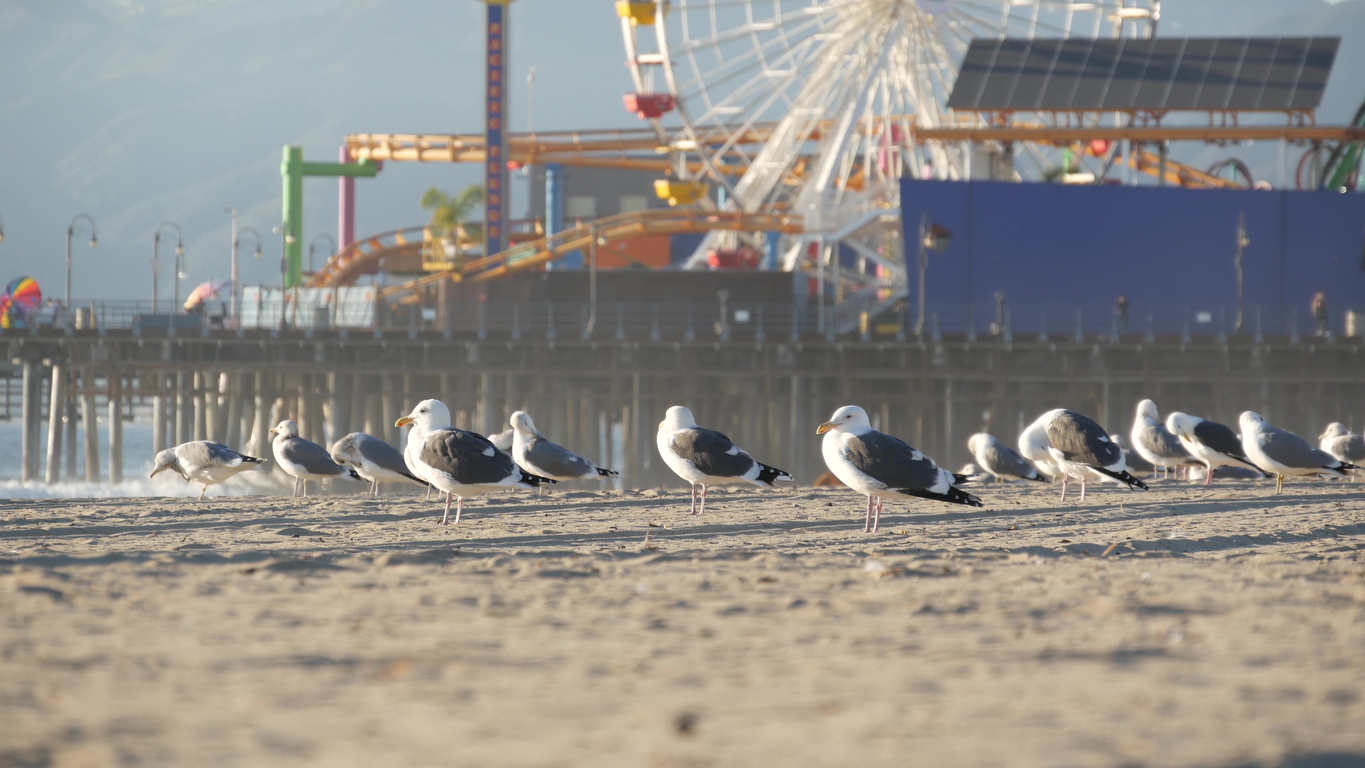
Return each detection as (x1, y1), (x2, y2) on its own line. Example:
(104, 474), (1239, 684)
(0, 277), (41, 329)
(183, 280), (231, 309)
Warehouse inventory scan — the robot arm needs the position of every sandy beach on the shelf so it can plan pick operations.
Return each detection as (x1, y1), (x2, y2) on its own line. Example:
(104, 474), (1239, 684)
(2, 480), (1363, 767)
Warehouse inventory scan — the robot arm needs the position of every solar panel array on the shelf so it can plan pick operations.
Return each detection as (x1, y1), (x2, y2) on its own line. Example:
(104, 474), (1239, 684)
(948, 37), (1339, 112)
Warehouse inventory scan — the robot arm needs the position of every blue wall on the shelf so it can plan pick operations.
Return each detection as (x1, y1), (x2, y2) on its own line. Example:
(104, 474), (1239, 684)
(900, 179), (1365, 311)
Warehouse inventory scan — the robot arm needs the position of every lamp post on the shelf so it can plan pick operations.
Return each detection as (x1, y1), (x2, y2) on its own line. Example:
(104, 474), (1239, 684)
(273, 225), (296, 329)
(66, 214), (98, 326)
(1234, 212), (1249, 332)
(152, 221), (183, 314)
(914, 212), (951, 336)
(308, 232), (336, 274)
(234, 226), (263, 322)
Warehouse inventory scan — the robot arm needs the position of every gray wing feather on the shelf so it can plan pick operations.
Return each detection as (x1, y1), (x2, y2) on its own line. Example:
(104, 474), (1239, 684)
(671, 428), (756, 478)
(1328, 434), (1365, 463)
(180, 441), (245, 468)
(356, 434), (415, 477)
(421, 428), (517, 485)
(846, 431), (943, 491)
(980, 440), (1039, 479)
(1048, 411), (1122, 467)
(523, 436), (594, 478)
(281, 437), (348, 476)
(1138, 424), (1193, 461)
(1259, 428), (1341, 469)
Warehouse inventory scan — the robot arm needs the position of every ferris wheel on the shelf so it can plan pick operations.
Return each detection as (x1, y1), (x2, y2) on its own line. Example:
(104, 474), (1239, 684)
(618, 0), (1160, 271)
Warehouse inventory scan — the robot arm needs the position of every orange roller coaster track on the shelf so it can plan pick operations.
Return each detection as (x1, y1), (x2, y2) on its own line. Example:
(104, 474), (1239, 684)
(336, 209), (804, 299)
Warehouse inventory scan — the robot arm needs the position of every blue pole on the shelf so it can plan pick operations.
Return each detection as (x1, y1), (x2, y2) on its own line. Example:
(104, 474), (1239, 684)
(765, 231), (779, 271)
(545, 162), (581, 270)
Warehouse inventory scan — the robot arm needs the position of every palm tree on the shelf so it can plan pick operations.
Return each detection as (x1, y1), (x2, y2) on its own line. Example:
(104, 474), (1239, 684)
(420, 184), (485, 240)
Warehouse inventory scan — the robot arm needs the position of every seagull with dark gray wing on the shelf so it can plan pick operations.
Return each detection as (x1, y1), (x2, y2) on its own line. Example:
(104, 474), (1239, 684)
(1240, 411), (1360, 493)
(151, 441), (267, 499)
(270, 420), (360, 497)
(1166, 411), (1267, 485)
(330, 432), (426, 497)
(819, 405), (981, 533)
(967, 432), (1047, 483)
(1023, 409), (1147, 501)
(1320, 423), (1365, 477)
(1130, 400), (1197, 479)
(397, 399), (554, 525)
(511, 411), (619, 486)
(657, 405), (792, 515)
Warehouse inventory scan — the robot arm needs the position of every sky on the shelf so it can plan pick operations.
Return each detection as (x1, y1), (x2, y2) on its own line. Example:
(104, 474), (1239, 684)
(0, 0), (1362, 301)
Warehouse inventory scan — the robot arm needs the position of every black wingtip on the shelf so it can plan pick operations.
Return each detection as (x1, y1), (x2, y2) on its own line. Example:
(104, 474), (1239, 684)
(596, 467), (621, 477)
(756, 463), (793, 486)
(243, 455), (266, 464)
(897, 486), (985, 508)
(521, 470), (557, 487)
(1025, 473), (1048, 483)
(1095, 467), (1148, 491)
(347, 467), (362, 481)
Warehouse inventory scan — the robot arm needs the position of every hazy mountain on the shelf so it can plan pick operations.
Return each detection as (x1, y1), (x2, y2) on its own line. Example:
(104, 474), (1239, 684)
(0, 0), (1361, 300)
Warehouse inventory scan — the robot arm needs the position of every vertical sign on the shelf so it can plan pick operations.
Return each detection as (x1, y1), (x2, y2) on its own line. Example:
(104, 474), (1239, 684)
(484, 1), (510, 258)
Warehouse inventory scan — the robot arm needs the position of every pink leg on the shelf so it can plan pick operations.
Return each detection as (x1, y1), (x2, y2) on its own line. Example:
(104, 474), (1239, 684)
(440, 491), (452, 525)
(454, 496), (463, 524)
(1204, 464), (1213, 486)
(863, 495), (873, 533)
(873, 497), (883, 532)
(699, 485), (708, 515)
(1060, 475), (1069, 502)
(1080, 477), (1087, 501)
(689, 484), (698, 515)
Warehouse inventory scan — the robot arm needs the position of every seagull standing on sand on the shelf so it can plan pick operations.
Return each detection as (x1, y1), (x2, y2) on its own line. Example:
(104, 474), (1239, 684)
(330, 432), (426, 497)
(657, 405), (791, 515)
(510, 411), (619, 485)
(270, 420), (360, 497)
(966, 433), (1047, 483)
(151, 441), (267, 499)
(1130, 400), (1196, 479)
(397, 399), (554, 524)
(819, 405), (982, 533)
(1319, 423), (1365, 475)
(1239, 412), (1360, 493)
(1165, 412), (1266, 485)
(1021, 409), (1147, 501)
(1017, 417), (1062, 481)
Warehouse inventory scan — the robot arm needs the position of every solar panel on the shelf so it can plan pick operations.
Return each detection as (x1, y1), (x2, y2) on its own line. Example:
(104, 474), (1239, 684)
(946, 36), (1339, 112)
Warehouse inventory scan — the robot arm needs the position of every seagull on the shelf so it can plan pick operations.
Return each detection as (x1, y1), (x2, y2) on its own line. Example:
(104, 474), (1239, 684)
(1166, 412), (1267, 485)
(510, 411), (619, 485)
(330, 432), (426, 497)
(1017, 418), (1062, 481)
(656, 405), (791, 515)
(967, 432), (1047, 483)
(1239, 412), (1360, 493)
(269, 420), (360, 497)
(488, 427), (515, 457)
(397, 399), (554, 524)
(819, 405), (981, 533)
(1319, 423), (1365, 476)
(150, 441), (267, 499)
(1130, 400), (1197, 479)
(1112, 434), (1155, 475)
(1021, 409), (1147, 501)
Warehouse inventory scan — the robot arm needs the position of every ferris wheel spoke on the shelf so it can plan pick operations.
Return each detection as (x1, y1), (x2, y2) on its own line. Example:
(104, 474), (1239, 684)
(954, 0), (1080, 37)
(675, 14), (828, 99)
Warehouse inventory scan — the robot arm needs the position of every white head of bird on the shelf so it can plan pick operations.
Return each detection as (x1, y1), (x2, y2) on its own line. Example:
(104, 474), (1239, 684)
(1239, 411), (1266, 432)
(150, 448), (182, 479)
(1136, 399), (1160, 424)
(510, 410), (541, 437)
(966, 432), (988, 453)
(395, 399), (451, 431)
(1165, 411), (1198, 440)
(1321, 422), (1348, 440)
(817, 405), (871, 435)
(659, 405), (698, 433)
(269, 420), (299, 439)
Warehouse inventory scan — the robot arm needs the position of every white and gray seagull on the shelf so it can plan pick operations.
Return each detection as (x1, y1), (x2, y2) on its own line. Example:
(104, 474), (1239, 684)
(151, 441), (267, 499)
(966, 432), (1048, 483)
(1239, 411), (1360, 493)
(1319, 423), (1365, 475)
(657, 405), (792, 515)
(269, 420), (360, 497)
(1017, 419), (1062, 482)
(1021, 409), (1148, 501)
(330, 432), (427, 497)
(397, 399), (554, 525)
(1166, 412), (1266, 485)
(819, 405), (982, 533)
(1130, 400), (1197, 479)
(510, 411), (619, 485)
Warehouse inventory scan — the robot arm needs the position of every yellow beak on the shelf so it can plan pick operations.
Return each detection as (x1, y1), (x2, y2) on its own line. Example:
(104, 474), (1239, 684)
(816, 421), (836, 435)
(395, 416), (414, 428)
(150, 464), (169, 478)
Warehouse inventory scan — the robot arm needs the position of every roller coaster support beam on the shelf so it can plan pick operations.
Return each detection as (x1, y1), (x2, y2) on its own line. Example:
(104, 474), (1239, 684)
(281, 146), (379, 288)
(544, 162), (579, 269)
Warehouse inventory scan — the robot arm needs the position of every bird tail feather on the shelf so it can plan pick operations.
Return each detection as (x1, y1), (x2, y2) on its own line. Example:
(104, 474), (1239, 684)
(1093, 467), (1148, 491)
(346, 467), (361, 481)
(242, 455), (266, 464)
(755, 463), (793, 486)
(521, 470), (557, 487)
(595, 467), (620, 477)
(897, 486), (984, 508)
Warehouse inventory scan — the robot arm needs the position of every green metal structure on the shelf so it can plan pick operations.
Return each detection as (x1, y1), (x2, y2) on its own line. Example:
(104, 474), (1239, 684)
(280, 146), (379, 287)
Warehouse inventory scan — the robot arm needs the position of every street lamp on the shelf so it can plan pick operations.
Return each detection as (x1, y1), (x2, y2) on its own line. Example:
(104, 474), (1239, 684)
(308, 232), (336, 274)
(152, 221), (183, 314)
(233, 225), (263, 321)
(65, 214), (98, 325)
(272, 225), (296, 329)
(914, 212), (951, 336)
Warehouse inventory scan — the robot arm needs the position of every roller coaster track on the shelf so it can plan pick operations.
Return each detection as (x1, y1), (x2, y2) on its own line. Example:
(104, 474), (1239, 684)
(365, 209), (804, 300)
(307, 226), (428, 288)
